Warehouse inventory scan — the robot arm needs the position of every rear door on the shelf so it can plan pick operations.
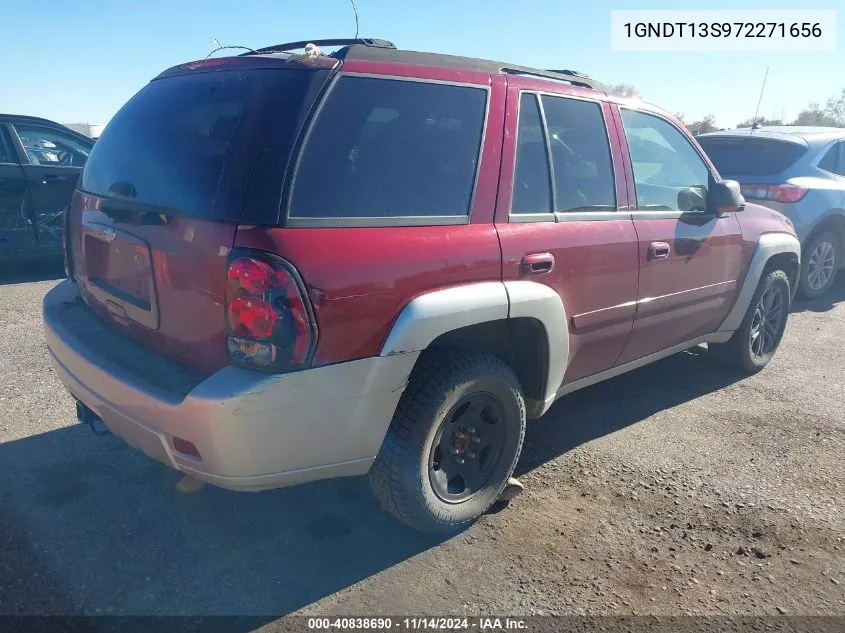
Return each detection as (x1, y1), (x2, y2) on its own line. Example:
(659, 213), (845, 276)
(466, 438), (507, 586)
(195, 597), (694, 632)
(70, 61), (333, 375)
(11, 122), (92, 252)
(614, 106), (743, 363)
(495, 81), (639, 386)
(0, 124), (32, 256)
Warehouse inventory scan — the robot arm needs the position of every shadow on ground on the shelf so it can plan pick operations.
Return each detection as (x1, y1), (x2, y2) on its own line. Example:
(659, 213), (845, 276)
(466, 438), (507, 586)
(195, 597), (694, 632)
(0, 345), (747, 618)
(790, 274), (845, 314)
(0, 257), (65, 285)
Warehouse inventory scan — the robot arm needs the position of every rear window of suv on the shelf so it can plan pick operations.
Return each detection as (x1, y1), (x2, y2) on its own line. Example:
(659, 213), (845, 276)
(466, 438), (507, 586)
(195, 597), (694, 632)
(697, 136), (808, 177)
(81, 68), (327, 222)
(288, 76), (488, 225)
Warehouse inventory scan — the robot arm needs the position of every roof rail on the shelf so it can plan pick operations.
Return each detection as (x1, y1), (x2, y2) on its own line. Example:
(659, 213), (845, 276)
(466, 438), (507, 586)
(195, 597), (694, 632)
(500, 66), (601, 90)
(244, 38), (396, 56)
(545, 69), (589, 78)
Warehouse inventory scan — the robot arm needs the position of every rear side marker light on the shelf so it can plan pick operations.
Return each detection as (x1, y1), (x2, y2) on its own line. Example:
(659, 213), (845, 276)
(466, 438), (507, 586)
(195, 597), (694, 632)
(225, 251), (316, 372)
(172, 437), (201, 460)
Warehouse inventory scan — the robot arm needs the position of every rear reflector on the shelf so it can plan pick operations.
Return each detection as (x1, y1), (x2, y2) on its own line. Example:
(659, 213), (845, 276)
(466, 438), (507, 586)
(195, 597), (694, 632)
(740, 183), (809, 204)
(172, 437), (202, 460)
(225, 251), (316, 372)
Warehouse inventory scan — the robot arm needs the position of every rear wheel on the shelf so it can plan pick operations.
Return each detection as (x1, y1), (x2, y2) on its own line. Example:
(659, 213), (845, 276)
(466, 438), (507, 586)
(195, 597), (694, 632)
(369, 349), (526, 533)
(799, 231), (839, 299)
(709, 268), (790, 373)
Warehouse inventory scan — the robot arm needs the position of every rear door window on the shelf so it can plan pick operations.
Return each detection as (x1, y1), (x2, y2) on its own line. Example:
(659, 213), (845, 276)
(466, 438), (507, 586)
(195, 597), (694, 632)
(541, 95), (616, 213)
(289, 76), (488, 223)
(511, 93), (552, 215)
(81, 68), (324, 222)
(697, 137), (808, 177)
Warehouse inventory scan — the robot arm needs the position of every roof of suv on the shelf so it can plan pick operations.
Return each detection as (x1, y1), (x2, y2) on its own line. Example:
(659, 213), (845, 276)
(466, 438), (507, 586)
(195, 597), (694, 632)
(699, 126), (845, 147)
(236, 39), (606, 91)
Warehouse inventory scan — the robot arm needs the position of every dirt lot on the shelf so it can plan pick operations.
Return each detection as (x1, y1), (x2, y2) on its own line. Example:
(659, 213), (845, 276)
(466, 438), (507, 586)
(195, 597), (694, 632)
(1, 262), (843, 620)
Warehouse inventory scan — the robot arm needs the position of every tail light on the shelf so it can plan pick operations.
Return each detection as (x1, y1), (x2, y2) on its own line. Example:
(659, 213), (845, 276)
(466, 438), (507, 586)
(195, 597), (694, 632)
(225, 250), (317, 372)
(739, 183), (809, 204)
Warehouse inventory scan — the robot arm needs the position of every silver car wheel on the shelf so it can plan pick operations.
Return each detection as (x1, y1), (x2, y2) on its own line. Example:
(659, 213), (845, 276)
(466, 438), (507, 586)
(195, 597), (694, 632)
(807, 240), (835, 291)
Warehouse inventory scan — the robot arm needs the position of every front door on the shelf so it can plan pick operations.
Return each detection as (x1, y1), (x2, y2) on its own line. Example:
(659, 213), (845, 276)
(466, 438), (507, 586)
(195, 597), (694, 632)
(495, 82), (639, 389)
(614, 106), (744, 364)
(0, 125), (32, 256)
(11, 122), (91, 252)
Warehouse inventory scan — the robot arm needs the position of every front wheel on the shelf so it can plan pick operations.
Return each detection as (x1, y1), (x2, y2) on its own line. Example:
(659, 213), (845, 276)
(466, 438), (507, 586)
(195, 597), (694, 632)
(369, 350), (526, 533)
(709, 268), (791, 373)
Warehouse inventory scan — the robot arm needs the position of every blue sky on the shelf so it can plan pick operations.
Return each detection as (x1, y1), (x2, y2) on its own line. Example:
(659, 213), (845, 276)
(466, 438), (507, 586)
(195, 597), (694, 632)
(0, 0), (841, 127)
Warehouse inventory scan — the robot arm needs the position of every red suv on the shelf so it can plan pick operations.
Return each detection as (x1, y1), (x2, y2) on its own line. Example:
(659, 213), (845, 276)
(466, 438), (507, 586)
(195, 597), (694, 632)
(43, 38), (800, 533)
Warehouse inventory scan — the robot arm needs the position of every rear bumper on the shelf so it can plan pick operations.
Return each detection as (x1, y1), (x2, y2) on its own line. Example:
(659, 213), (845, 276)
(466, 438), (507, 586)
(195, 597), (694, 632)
(43, 280), (418, 491)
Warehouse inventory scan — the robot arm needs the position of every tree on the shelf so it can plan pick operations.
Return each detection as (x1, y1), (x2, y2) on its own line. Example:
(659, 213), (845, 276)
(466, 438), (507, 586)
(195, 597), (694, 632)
(735, 116), (783, 128)
(686, 114), (718, 136)
(824, 88), (845, 126)
(792, 102), (841, 127)
(676, 113), (719, 135)
(606, 83), (640, 98)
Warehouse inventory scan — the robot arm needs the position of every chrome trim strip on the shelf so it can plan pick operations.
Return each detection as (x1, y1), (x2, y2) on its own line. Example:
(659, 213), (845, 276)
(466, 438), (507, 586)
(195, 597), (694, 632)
(636, 280), (735, 306)
(555, 211), (626, 222)
(508, 212), (556, 223)
(285, 215), (469, 228)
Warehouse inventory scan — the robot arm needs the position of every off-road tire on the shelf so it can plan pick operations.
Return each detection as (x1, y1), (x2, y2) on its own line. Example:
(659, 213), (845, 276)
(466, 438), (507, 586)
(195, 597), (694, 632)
(369, 349), (526, 534)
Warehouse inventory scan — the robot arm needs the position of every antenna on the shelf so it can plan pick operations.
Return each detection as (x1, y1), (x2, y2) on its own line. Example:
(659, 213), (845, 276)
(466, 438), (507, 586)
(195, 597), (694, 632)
(350, 0), (360, 39)
(751, 66), (769, 133)
(206, 37), (256, 59)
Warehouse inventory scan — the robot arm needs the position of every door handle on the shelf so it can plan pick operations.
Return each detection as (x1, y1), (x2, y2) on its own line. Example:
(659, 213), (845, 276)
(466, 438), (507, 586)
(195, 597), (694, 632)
(520, 252), (555, 276)
(647, 242), (671, 260)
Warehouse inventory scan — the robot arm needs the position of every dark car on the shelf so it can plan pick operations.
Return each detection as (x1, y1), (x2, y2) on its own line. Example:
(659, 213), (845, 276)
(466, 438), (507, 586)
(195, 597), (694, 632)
(0, 115), (94, 260)
(43, 38), (799, 533)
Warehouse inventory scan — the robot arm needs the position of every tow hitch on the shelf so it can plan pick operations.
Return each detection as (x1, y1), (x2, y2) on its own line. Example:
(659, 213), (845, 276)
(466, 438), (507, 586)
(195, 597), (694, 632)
(76, 400), (110, 436)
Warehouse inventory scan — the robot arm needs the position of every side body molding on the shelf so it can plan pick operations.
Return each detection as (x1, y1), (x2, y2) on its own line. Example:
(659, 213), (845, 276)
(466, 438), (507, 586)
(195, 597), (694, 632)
(504, 281), (569, 417)
(380, 280), (569, 419)
(715, 232), (801, 336)
(380, 282), (509, 356)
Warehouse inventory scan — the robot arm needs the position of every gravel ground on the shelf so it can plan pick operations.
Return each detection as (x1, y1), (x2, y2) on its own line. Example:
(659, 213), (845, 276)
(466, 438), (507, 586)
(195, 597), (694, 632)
(0, 261), (843, 621)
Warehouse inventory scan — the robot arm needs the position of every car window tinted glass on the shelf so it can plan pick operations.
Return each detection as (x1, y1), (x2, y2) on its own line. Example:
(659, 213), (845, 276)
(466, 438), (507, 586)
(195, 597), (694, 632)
(697, 136), (808, 177)
(0, 131), (12, 163)
(818, 141), (845, 176)
(14, 124), (92, 167)
(290, 76), (487, 219)
(511, 93), (552, 214)
(541, 95), (615, 212)
(621, 110), (710, 212)
(82, 69), (320, 222)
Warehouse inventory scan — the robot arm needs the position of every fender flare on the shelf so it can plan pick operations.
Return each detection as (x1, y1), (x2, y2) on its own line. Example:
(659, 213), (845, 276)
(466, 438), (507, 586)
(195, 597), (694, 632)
(379, 280), (568, 417)
(715, 232), (801, 335)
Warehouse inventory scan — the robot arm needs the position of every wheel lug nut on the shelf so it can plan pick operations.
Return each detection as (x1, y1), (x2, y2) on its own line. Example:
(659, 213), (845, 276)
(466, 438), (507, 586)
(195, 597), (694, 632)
(467, 426), (475, 434)
(455, 431), (466, 439)
(449, 447), (460, 455)
(455, 457), (464, 464)
(467, 451), (476, 459)
(472, 436), (481, 443)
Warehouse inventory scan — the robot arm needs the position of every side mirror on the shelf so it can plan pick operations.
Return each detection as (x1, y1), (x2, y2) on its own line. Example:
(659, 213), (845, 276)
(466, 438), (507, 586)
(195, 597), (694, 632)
(677, 185), (707, 212)
(708, 180), (745, 214)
